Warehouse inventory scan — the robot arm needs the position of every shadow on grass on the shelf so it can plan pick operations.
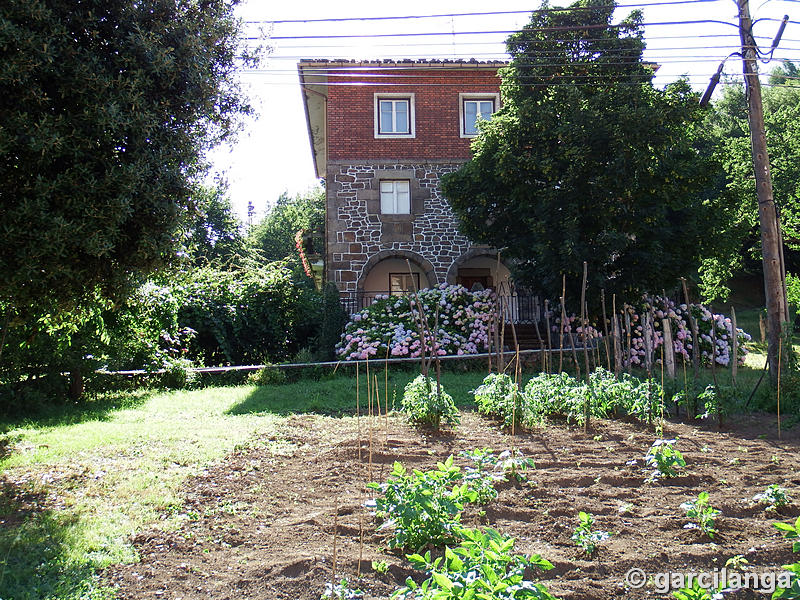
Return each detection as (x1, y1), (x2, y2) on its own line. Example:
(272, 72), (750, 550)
(0, 482), (114, 600)
(226, 370), (486, 416)
(0, 388), (156, 433)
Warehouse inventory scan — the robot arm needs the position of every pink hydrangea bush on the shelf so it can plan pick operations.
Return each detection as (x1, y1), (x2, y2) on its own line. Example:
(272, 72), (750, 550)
(551, 296), (751, 368)
(336, 284), (495, 360)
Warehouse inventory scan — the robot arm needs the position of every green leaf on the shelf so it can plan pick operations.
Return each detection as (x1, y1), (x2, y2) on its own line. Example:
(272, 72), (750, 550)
(431, 572), (455, 591)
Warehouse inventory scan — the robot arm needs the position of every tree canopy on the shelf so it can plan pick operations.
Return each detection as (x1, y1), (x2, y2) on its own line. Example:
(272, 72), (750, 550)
(699, 62), (800, 301)
(440, 0), (720, 303)
(248, 187), (325, 262)
(0, 0), (255, 320)
(182, 184), (246, 268)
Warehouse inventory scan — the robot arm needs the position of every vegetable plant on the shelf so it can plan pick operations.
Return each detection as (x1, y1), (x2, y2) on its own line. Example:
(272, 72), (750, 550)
(459, 448), (536, 504)
(401, 374), (459, 429)
(498, 449), (536, 482)
(773, 517), (800, 598)
(680, 492), (720, 539)
(459, 448), (504, 505)
(473, 373), (522, 427)
(672, 580), (719, 600)
(753, 484), (790, 511)
(774, 516), (800, 553)
(571, 511), (611, 556)
(644, 439), (686, 481)
(321, 578), (364, 599)
(372, 560), (389, 574)
(392, 526), (558, 600)
(367, 457), (476, 551)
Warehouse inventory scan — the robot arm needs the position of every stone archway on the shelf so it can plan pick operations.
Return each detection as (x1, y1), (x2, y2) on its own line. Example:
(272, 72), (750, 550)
(357, 249), (439, 295)
(446, 249), (511, 291)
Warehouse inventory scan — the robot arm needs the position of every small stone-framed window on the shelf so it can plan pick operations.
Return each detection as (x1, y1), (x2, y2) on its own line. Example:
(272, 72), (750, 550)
(389, 273), (420, 295)
(459, 93), (500, 137)
(374, 93), (416, 138)
(380, 180), (410, 214)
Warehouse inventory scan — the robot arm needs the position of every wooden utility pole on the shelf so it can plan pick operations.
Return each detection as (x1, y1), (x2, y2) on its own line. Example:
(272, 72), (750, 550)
(738, 0), (788, 383)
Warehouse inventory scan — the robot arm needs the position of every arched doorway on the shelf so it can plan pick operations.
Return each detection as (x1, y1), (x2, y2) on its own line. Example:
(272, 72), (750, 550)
(357, 250), (437, 307)
(446, 250), (511, 292)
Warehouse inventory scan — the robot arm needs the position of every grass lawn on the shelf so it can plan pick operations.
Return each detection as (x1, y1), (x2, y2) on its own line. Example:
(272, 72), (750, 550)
(0, 370), (489, 600)
(0, 351), (795, 599)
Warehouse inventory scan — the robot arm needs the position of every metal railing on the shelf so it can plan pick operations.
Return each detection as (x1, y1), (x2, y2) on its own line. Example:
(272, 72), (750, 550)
(339, 288), (543, 324)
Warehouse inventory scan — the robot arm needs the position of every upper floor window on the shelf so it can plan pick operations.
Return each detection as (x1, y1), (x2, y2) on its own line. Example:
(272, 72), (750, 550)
(460, 93), (500, 137)
(380, 180), (410, 214)
(374, 94), (415, 138)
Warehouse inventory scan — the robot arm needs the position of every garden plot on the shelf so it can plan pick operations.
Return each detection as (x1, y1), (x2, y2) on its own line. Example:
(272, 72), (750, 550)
(105, 410), (800, 599)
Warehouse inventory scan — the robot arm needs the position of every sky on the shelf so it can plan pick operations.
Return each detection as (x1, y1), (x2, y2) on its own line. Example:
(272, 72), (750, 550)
(205, 0), (799, 222)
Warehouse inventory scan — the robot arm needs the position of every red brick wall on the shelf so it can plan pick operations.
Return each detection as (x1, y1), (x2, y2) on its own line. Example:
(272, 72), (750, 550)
(326, 67), (501, 161)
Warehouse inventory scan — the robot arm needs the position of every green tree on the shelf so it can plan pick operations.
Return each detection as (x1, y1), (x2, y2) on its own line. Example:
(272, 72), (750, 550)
(440, 0), (719, 304)
(700, 63), (800, 301)
(182, 183), (246, 267)
(0, 0), (255, 323)
(248, 187), (325, 261)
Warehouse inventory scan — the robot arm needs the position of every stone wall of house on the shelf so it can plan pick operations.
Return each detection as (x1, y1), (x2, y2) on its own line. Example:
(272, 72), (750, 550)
(326, 160), (475, 295)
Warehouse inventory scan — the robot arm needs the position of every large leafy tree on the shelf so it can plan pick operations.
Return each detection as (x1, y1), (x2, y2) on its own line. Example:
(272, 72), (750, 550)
(441, 0), (719, 304)
(182, 184), (246, 268)
(699, 63), (800, 301)
(0, 0), (255, 322)
(248, 187), (325, 261)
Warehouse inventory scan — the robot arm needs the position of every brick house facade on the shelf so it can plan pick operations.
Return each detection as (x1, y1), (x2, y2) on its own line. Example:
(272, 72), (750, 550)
(298, 59), (511, 308)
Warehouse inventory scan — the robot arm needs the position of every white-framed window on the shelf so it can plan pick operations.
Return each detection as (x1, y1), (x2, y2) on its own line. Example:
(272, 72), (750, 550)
(374, 93), (415, 138)
(459, 93), (500, 137)
(380, 180), (411, 214)
(390, 273), (420, 295)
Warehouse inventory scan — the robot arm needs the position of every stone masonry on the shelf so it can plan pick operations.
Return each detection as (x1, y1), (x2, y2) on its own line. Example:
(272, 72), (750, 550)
(327, 160), (476, 295)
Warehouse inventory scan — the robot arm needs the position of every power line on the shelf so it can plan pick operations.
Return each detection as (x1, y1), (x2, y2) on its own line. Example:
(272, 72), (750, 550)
(260, 20), (740, 41)
(267, 33), (754, 50)
(247, 1), (722, 25)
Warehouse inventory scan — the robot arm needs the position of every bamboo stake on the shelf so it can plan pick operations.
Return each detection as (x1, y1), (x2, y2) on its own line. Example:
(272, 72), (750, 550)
(681, 278), (700, 381)
(487, 311), (493, 374)
(778, 337), (782, 440)
(710, 323), (719, 389)
(612, 295), (620, 375)
(601, 288), (611, 371)
(580, 262), (591, 431)
(643, 310), (653, 376)
(590, 301), (600, 371)
(731, 306), (739, 387)
(613, 314), (622, 376)
(624, 306), (632, 375)
(544, 299), (553, 374)
(356, 362), (361, 462)
(385, 346), (390, 446)
(358, 508), (364, 578)
(369, 374), (377, 482)
(662, 318), (676, 380)
(499, 299), (507, 374)
(559, 276), (566, 374)
(531, 311), (544, 373)
(332, 509), (339, 592)
(660, 341), (665, 432)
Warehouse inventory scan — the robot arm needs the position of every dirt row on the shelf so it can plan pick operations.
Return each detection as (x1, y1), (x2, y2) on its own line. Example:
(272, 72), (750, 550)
(106, 411), (800, 599)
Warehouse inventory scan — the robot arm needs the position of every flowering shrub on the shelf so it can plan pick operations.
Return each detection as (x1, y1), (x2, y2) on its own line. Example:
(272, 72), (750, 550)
(552, 296), (751, 368)
(336, 284), (495, 360)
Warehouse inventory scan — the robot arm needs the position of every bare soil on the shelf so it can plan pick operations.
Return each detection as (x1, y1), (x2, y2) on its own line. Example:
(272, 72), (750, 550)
(106, 411), (800, 599)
